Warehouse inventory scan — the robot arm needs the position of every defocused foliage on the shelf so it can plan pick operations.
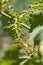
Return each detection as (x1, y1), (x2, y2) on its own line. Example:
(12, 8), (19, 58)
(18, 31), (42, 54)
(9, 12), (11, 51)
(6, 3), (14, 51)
(0, 0), (43, 65)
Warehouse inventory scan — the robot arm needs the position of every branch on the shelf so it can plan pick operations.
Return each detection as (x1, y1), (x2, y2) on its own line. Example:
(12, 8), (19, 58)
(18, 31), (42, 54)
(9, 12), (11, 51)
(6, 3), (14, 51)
(1, 11), (11, 18)
(21, 23), (30, 29)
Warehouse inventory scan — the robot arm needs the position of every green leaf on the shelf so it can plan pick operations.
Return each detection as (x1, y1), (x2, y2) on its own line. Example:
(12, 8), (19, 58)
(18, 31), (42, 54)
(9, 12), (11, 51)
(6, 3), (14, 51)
(0, 45), (27, 65)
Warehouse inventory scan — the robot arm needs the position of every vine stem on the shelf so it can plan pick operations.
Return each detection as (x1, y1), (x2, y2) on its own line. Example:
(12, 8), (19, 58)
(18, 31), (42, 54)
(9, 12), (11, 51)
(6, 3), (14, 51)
(20, 23), (30, 29)
(1, 11), (11, 18)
